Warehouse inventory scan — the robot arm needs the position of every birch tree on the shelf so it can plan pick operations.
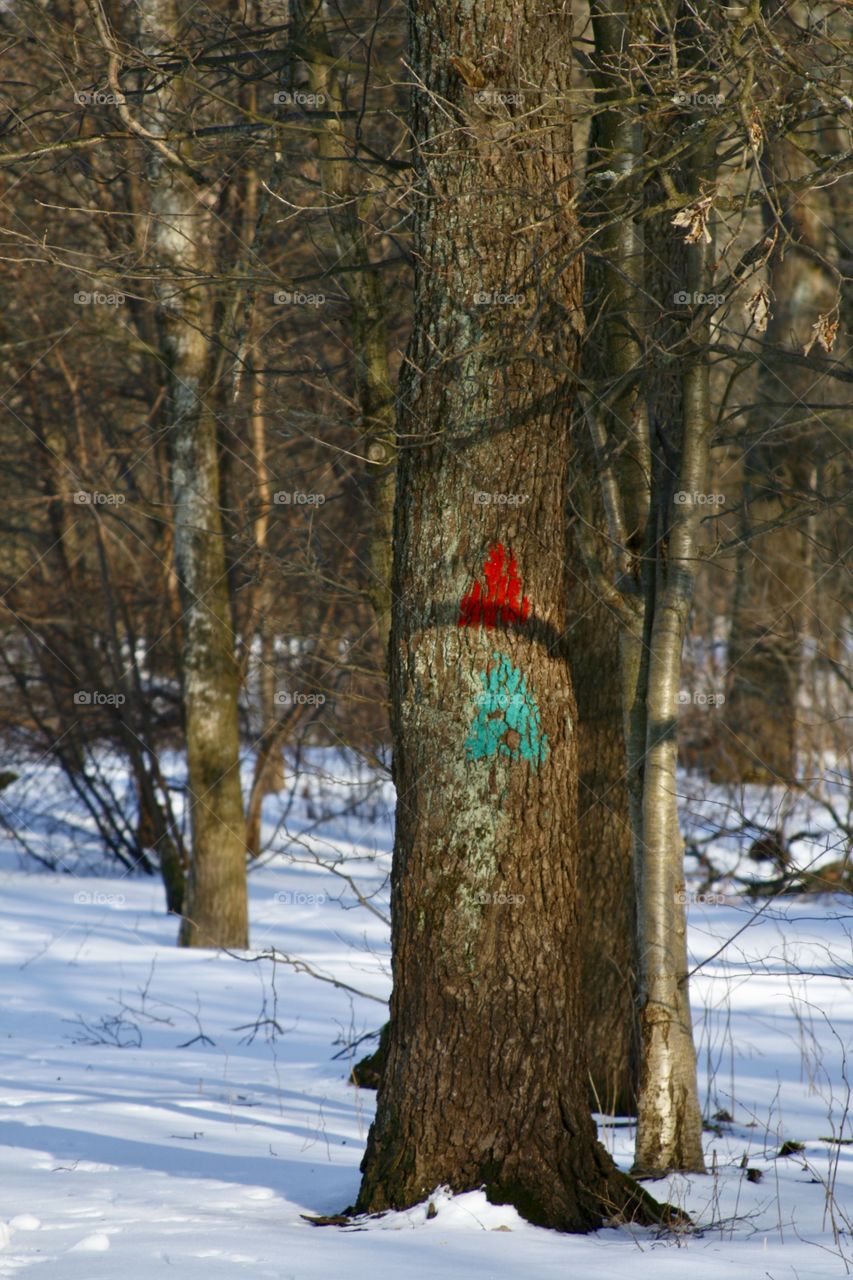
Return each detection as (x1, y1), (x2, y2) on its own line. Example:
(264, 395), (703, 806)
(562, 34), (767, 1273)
(87, 0), (250, 947)
(579, 0), (851, 1174)
(579, 0), (710, 1174)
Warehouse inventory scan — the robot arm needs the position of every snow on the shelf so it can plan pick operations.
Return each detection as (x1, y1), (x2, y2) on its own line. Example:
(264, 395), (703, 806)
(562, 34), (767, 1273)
(0, 754), (851, 1277)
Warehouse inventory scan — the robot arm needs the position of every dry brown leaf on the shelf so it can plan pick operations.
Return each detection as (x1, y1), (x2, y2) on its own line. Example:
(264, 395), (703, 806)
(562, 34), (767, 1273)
(744, 283), (773, 333)
(747, 114), (763, 150)
(671, 195), (713, 245)
(804, 309), (839, 355)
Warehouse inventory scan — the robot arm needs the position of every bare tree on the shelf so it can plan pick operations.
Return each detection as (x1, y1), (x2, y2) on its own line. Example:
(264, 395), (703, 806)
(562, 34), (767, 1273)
(87, 0), (250, 947)
(293, 0), (400, 653)
(355, 0), (664, 1229)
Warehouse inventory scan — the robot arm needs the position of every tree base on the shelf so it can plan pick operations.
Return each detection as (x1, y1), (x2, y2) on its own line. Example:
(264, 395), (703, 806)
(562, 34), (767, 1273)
(346, 1164), (681, 1233)
(355, 1123), (679, 1234)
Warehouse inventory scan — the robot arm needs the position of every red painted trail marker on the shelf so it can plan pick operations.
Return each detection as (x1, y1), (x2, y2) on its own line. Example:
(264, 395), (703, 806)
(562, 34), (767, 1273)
(457, 543), (530, 629)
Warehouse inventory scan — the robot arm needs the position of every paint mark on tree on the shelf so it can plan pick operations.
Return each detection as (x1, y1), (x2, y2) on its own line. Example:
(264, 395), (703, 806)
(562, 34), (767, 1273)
(465, 652), (548, 768)
(458, 543), (530, 630)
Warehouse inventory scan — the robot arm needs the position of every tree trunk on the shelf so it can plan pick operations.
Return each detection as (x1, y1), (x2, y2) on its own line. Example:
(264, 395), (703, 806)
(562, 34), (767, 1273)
(356, 0), (662, 1230)
(245, 363), (285, 860)
(586, 0), (651, 550)
(578, 1), (709, 1173)
(720, 127), (837, 784)
(135, 770), (186, 915)
(568, 577), (639, 1117)
(564, 2), (653, 1118)
(133, 0), (249, 948)
(296, 0), (397, 652)
(631, 120), (711, 1178)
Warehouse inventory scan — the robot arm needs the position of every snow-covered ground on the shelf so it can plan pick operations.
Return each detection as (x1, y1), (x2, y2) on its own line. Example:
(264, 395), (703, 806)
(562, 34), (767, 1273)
(0, 754), (851, 1277)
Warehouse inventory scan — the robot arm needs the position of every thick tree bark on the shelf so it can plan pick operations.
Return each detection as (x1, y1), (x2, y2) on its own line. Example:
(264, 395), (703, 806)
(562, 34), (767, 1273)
(132, 0), (249, 948)
(356, 0), (662, 1231)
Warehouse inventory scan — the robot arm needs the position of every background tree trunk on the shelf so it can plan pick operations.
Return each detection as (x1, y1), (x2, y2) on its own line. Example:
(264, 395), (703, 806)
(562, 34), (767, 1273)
(245, 362), (285, 860)
(565, 2), (653, 1118)
(578, 0), (710, 1173)
(720, 128), (837, 784)
(296, 0), (398, 653)
(133, 0), (249, 948)
(630, 115), (711, 1178)
(568, 577), (639, 1117)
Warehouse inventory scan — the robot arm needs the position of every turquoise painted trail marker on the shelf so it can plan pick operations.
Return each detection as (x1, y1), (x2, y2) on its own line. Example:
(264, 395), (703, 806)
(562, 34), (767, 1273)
(465, 652), (549, 768)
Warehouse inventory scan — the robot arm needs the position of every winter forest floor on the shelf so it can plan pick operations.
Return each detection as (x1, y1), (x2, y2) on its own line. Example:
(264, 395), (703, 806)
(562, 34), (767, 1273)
(0, 752), (851, 1278)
